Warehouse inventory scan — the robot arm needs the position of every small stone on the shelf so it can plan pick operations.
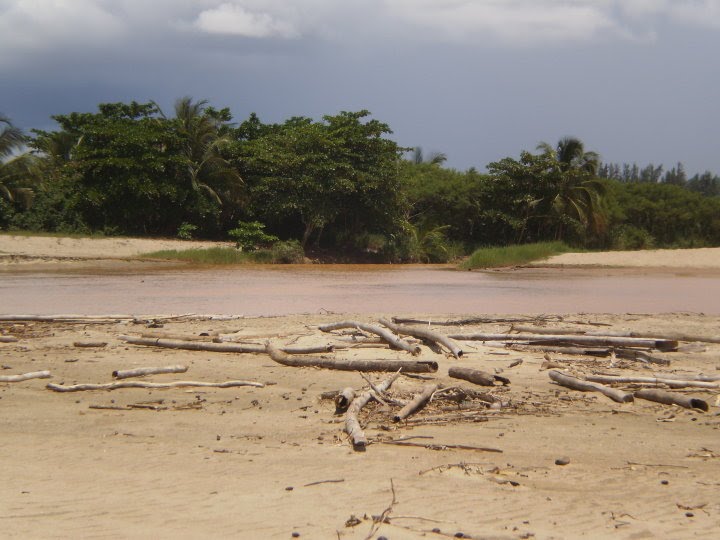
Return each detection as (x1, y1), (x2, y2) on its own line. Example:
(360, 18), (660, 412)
(291, 532), (300, 538)
(285, 486), (294, 491)
(686, 512), (694, 518)
(431, 529), (442, 534)
(555, 457), (570, 466)
(661, 480), (669, 485)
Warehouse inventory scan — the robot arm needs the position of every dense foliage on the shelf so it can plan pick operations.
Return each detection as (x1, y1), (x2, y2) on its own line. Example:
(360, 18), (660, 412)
(2, 99), (720, 261)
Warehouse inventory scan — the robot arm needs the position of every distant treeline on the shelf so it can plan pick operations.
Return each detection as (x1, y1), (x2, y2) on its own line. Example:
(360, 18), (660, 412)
(1, 99), (719, 262)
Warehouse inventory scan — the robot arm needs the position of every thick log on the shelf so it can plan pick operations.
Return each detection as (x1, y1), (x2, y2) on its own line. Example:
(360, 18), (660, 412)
(512, 325), (720, 345)
(448, 366), (510, 387)
(379, 319), (463, 358)
(448, 332), (678, 352)
(651, 373), (720, 382)
(548, 370), (634, 403)
(345, 372), (401, 450)
(393, 383), (439, 422)
(112, 365), (189, 379)
(334, 387), (356, 413)
(0, 370), (51, 383)
(318, 321), (421, 355)
(634, 388), (708, 412)
(119, 335), (334, 355)
(0, 336), (19, 343)
(585, 375), (719, 390)
(46, 380), (264, 392)
(265, 343), (437, 373)
(391, 316), (561, 326)
(509, 345), (611, 357)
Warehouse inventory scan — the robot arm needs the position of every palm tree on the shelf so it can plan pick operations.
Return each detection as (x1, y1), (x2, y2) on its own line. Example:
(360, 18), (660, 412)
(410, 146), (447, 166)
(171, 97), (242, 206)
(536, 137), (606, 240)
(0, 114), (32, 204)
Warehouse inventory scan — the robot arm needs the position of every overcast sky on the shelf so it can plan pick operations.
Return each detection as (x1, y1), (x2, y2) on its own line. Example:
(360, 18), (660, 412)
(2, 0), (719, 174)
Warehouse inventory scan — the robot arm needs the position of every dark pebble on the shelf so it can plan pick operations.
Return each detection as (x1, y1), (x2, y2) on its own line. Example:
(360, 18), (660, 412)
(285, 486), (294, 491)
(686, 512), (694, 518)
(291, 533), (300, 538)
(432, 529), (442, 534)
(661, 480), (669, 485)
(555, 457), (570, 466)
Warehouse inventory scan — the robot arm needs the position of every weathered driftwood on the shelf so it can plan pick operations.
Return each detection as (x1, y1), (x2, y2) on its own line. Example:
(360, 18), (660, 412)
(548, 370), (634, 403)
(265, 342), (437, 373)
(448, 332), (678, 352)
(119, 335), (334, 355)
(509, 345), (611, 357)
(0, 336), (19, 343)
(512, 325), (720, 345)
(614, 349), (671, 366)
(0, 370), (51, 383)
(510, 325), (586, 335)
(334, 387), (356, 413)
(634, 388), (709, 412)
(381, 440), (502, 453)
(393, 383), (439, 422)
(318, 321), (421, 355)
(112, 365), (189, 379)
(346, 372), (401, 450)
(585, 374), (719, 390)
(448, 366), (510, 387)
(379, 319), (463, 358)
(73, 341), (108, 348)
(391, 316), (562, 326)
(139, 331), (218, 342)
(652, 373), (720, 382)
(0, 314), (194, 323)
(47, 380), (264, 392)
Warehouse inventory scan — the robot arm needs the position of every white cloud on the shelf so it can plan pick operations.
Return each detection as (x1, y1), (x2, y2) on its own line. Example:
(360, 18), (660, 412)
(193, 2), (298, 38)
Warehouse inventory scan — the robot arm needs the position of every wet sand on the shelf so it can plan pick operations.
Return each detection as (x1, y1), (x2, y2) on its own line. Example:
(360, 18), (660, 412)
(1, 313), (719, 539)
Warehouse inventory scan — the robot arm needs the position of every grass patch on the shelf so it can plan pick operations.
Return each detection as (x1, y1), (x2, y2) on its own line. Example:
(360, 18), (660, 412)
(140, 247), (272, 265)
(460, 241), (571, 270)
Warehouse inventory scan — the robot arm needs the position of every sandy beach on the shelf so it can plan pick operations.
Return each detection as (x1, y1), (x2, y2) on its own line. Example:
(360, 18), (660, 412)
(1, 235), (719, 538)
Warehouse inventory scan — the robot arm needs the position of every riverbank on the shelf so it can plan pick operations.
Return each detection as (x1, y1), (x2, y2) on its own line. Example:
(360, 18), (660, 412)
(1, 312), (718, 538)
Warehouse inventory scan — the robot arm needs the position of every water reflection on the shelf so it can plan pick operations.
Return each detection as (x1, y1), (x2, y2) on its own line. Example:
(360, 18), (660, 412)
(0, 264), (718, 315)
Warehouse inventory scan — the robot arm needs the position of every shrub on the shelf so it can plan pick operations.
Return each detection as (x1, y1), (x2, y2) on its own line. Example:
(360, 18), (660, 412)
(611, 225), (655, 250)
(271, 240), (305, 263)
(177, 222), (198, 240)
(228, 221), (279, 251)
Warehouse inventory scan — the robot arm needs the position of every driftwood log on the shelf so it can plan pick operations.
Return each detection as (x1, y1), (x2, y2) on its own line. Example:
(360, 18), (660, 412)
(586, 375), (719, 390)
(511, 325), (720, 345)
(265, 342), (438, 373)
(318, 321), (421, 355)
(47, 380), (264, 392)
(0, 370), (51, 383)
(393, 383), (439, 422)
(509, 345), (611, 357)
(0, 336), (19, 343)
(119, 335), (334, 355)
(634, 388), (709, 412)
(379, 319), (463, 358)
(548, 370), (634, 403)
(346, 372), (401, 450)
(73, 341), (108, 348)
(391, 316), (562, 326)
(334, 387), (356, 413)
(112, 365), (189, 379)
(449, 366), (510, 387)
(614, 349), (671, 366)
(448, 332), (678, 352)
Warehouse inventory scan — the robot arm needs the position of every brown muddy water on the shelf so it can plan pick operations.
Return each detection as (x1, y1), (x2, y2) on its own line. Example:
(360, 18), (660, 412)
(1, 263), (719, 316)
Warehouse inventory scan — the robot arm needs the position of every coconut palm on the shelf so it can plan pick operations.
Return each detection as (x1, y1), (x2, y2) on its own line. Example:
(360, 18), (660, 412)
(410, 146), (447, 166)
(537, 136), (600, 175)
(171, 97), (242, 206)
(0, 114), (31, 203)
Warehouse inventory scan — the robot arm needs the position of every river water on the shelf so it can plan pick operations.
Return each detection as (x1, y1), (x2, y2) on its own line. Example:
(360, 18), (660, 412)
(1, 264), (718, 315)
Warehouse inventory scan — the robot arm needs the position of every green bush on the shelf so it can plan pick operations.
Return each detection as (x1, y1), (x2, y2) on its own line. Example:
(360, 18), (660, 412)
(460, 241), (570, 269)
(611, 225), (655, 250)
(177, 222), (198, 240)
(271, 240), (305, 263)
(228, 221), (279, 251)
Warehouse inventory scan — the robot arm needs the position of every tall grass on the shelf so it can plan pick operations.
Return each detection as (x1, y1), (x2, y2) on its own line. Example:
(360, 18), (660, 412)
(460, 241), (571, 270)
(140, 247), (272, 264)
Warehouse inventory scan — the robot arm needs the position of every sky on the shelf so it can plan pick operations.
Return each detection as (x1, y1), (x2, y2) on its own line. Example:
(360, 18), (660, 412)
(2, 0), (720, 175)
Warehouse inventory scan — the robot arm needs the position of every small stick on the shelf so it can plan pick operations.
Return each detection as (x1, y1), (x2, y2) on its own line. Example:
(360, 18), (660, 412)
(47, 380), (264, 392)
(364, 479), (397, 540)
(548, 370), (634, 403)
(0, 370), (51, 383)
(73, 341), (108, 348)
(381, 440), (502, 453)
(112, 365), (188, 379)
(393, 383), (439, 422)
(303, 479), (345, 487)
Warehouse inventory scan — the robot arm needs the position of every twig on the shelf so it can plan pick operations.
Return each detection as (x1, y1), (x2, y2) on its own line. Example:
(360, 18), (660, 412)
(303, 479), (345, 487)
(47, 380), (264, 392)
(380, 441), (502, 453)
(364, 479), (397, 540)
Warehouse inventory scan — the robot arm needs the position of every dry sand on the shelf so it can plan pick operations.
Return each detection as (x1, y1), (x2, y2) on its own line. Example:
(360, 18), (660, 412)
(539, 247), (720, 269)
(1, 313), (719, 539)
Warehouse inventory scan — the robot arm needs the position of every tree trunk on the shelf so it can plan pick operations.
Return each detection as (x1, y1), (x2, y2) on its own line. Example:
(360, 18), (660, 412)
(112, 365), (189, 379)
(448, 332), (678, 351)
(634, 388), (708, 412)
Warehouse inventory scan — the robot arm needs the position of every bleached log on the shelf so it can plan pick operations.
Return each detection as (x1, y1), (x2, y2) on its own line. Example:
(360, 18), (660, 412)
(379, 319), (463, 358)
(46, 380), (264, 392)
(634, 388), (709, 412)
(318, 321), (421, 355)
(265, 342), (437, 373)
(334, 387), (356, 413)
(119, 335), (334, 355)
(614, 349), (671, 366)
(509, 345), (611, 357)
(513, 325), (720, 345)
(449, 332), (678, 352)
(449, 366), (510, 387)
(0, 336), (19, 343)
(139, 331), (218, 342)
(346, 372), (401, 450)
(0, 370), (51, 383)
(585, 374), (719, 389)
(548, 370), (634, 403)
(391, 316), (562, 326)
(393, 383), (439, 422)
(112, 365), (189, 379)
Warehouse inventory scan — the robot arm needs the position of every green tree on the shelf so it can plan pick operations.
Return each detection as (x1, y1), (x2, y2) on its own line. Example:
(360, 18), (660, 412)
(0, 114), (30, 203)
